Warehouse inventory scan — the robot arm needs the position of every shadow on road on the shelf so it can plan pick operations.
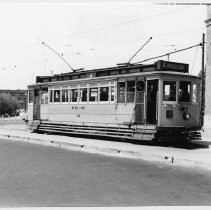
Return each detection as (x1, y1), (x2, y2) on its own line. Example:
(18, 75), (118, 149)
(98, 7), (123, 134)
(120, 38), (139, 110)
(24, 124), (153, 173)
(1, 120), (210, 151)
(38, 131), (210, 150)
(151, 141), (210, 150)
(129, 139), (210, 150)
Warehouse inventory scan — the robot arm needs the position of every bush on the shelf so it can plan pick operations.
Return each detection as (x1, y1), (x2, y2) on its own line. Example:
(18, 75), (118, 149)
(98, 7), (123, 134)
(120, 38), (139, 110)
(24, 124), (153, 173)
(0, 94), (21, 116)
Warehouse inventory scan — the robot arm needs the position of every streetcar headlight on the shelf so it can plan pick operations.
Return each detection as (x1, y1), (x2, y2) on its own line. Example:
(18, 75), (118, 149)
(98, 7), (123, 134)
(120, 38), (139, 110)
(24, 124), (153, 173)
(183, 112), (190, 120)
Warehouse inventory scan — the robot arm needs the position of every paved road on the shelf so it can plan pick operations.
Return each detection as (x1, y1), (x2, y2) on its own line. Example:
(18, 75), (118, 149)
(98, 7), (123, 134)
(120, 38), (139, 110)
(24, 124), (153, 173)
(0, 139), (211, 207)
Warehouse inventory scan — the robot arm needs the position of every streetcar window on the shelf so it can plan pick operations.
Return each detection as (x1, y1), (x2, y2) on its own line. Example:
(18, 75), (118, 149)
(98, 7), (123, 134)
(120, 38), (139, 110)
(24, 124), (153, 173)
(136, 81), (145, 104)
(41, 88), (48, 104)
(54, 90), (60, 103)
(80, 88), (87, 102)
(111, 86), (115, 102)
(110, 70), (119, 75)
(89, 88), (98, 102)
(50, 90), (53, 103)
(62, 89), (69, 103)
(179, 81), (191, 103)
(117, 82), (125, 103)
(192, 84), (199, 104)
(100, 81), (109, 86)
(100, 87), (109, 101)
(163, 81), (176, 101)
(127, 81), (135, 103)
(71, 89), (79, 102)
(136, 81), (145, 91)
(29, 90), (33, 103)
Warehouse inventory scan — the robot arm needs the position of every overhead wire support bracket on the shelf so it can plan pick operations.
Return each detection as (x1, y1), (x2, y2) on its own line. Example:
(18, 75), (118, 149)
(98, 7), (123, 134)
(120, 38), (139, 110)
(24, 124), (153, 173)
(128, 37), (152, 64)
(42, 41), (75, 72)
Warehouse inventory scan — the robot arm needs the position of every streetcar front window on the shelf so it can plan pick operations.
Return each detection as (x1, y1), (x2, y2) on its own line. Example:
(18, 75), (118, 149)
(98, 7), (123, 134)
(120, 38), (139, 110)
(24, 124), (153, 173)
(100, 87), (109, 101)
(54, 90), (60, 103)
(127, 81), (135, 103)
(192, 83), (199, 104)
(163, 81), (176, 101)
(179, 81), (191, 103)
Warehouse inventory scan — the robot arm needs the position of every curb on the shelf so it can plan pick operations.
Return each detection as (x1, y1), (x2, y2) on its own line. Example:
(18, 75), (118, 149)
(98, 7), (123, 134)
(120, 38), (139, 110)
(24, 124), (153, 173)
(0, 133), (211, 170)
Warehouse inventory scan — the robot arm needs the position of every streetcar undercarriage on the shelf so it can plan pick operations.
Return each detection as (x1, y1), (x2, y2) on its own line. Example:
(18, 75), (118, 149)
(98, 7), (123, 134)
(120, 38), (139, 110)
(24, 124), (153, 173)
(30, 120), (201, 142)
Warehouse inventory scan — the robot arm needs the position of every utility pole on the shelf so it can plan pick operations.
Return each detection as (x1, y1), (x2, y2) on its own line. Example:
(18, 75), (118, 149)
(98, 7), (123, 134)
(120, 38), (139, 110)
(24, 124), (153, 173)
(201, 33), (205, 127)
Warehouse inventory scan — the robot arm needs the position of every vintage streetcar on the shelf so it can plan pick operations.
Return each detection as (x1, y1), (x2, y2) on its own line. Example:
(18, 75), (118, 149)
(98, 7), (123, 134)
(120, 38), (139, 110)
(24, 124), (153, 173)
(27, 60), (202, 142)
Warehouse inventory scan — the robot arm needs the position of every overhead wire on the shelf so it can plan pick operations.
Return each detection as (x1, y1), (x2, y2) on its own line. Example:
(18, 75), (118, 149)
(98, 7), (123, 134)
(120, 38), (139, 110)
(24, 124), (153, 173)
(59, 25), (205, 56)
(62, 5), (194, 40)
(0, 6), (201, 59)
(0, 6), (203, 71)
(1, 24), (204, 71)
(132, 43), (202, 65)
(54, 5), (203, 59)
(11, 28), (204, 71)
(191, 45), (199, 74)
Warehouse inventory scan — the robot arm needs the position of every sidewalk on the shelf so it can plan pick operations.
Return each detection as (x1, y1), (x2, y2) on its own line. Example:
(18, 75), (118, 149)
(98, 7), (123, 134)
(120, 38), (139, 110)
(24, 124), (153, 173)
(0, 124), (211, 170)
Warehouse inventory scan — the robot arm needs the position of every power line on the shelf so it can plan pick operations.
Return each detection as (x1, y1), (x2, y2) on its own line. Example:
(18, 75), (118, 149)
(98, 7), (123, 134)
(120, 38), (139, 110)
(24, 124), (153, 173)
(0, 65), (17, 71)
(61, 26), (204, 56)
(3, 25), (204, 69)
(133, 43), (202, 64)
(153, 26), (205, 38)
(191, 45), (199, 73)
(155, 2), (211, 6)
(2, 26), (204, 70)
(66, 6), (193, 39)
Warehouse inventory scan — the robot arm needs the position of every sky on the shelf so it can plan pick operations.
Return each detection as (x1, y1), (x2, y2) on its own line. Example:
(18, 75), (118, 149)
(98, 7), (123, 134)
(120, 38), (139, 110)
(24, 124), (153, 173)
(0, 1), (207, 89)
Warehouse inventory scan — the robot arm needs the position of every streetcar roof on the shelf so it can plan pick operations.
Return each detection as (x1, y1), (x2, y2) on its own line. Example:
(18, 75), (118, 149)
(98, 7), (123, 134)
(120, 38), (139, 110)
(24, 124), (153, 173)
(28, 60), (201, 88)
(28, 71), (201, 88)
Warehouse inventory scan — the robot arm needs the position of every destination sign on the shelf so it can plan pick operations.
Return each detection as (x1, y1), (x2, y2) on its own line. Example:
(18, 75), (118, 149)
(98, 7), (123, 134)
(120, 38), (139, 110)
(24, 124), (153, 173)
(156, 60), (189, 73)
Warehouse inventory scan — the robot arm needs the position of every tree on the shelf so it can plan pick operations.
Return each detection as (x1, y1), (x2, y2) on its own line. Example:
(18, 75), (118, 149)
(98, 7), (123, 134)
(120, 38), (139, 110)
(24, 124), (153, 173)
(0, 94), (21, 116)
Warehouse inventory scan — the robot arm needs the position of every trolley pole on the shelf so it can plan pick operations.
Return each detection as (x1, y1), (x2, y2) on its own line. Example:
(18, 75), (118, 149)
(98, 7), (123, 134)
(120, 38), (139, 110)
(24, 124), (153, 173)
(201, 33), (205, 127)
(42, 41), (75, 72)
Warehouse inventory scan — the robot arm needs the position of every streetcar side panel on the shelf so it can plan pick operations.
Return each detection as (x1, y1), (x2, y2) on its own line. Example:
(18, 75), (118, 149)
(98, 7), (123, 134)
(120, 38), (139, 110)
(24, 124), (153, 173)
(40, 104), (49, 121)
(47, 104), (118, 124)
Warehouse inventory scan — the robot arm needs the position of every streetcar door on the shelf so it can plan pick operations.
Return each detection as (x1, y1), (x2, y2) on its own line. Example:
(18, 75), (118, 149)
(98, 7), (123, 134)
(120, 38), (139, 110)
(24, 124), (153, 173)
(146, 79), (158, 124)
(134, 80), (145, 124)
(33, 88), (41, 120)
